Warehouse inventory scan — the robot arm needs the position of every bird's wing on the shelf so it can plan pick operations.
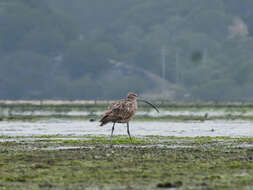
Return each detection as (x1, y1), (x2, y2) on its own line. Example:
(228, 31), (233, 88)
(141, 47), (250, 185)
(104, 100), (133, 120)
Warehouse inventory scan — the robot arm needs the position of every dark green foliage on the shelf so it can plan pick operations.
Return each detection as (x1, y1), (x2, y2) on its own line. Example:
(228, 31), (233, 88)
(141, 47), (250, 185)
(63, 40), (117, 79)
(0, 51), (50, 99)
(1, 0), (253, 100)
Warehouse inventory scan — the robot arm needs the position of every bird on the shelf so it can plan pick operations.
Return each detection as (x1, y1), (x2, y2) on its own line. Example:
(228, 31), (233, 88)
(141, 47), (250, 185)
(99, 92), (159, 146)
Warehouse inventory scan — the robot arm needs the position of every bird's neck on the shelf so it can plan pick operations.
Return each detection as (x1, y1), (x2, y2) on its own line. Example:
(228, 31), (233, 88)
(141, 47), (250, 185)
(127, 98), (137, 102)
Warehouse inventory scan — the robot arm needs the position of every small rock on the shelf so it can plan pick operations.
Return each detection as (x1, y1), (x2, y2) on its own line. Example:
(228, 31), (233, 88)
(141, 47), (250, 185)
(39, 183), (53, 188)
(200, 182), (207, 186)
(157, 181), (183, 188)
(157, 182), (174, 188)
(89, 118), (96, 122)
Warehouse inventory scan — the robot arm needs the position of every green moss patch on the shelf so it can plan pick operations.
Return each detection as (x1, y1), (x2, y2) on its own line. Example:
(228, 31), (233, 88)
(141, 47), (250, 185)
(0, 136), (253, 189)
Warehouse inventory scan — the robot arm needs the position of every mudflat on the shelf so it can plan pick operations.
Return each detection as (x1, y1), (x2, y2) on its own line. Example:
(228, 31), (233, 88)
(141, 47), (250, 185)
(0, 136), (253, 190)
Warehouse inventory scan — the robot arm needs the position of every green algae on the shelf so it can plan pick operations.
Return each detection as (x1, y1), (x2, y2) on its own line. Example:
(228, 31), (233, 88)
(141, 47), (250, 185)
(0, 136), (253, 189)
(1, 135), (253, 143)
(34, 137), (146, 145)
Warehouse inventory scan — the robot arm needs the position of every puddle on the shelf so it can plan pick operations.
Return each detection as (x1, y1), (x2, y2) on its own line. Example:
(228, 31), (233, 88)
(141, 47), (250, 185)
(7, 142), (253, 151)
(48, 144), (192, 150)
(0, 137), (89, 142)
(0, 120), (253, 137)
(38, 146), (94, 150)
(235, 143), (253, 148)
(113, 144), (193, 149)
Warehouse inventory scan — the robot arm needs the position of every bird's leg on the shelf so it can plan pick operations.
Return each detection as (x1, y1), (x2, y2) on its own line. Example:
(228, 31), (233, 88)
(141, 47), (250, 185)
(127, 122), (133, 144)
(110, 122), (115, 147)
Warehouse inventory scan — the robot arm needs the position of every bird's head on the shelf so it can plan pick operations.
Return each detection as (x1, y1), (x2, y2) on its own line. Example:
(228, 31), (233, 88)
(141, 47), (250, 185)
(127, 92), (138, 100)
(127, 92), (159, 113)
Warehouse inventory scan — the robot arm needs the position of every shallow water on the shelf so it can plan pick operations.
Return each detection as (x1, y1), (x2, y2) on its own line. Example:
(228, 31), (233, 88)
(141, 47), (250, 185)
(31, 144), (193, 151)
(0, 120), (253, 137)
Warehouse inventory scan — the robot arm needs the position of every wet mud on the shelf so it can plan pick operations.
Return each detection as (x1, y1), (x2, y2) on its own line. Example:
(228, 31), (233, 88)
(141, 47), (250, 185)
(0, 136), (253, 190)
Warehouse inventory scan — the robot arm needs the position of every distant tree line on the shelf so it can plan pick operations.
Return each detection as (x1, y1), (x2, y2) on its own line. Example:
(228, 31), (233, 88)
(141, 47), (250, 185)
(1, 0), (253, 100)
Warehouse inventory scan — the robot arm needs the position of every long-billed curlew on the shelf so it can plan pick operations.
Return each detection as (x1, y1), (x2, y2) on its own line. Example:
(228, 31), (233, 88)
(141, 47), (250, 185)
(99, 92), (159, 146)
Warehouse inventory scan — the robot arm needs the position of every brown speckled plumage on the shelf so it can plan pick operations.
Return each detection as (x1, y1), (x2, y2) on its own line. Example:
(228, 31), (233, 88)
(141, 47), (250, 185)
(100, 92), (137, 126)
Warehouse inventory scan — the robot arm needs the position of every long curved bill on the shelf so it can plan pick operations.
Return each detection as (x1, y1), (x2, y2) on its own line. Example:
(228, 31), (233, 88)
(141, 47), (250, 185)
(137, 99), (159, 113)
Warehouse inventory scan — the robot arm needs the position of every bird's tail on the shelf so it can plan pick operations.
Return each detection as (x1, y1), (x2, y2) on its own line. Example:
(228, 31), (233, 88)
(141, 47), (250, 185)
(99, 122), (107, 126)
(99, 115), (109, 126)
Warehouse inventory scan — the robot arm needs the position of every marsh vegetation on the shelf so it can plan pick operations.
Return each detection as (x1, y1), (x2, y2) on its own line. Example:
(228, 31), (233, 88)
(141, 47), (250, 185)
(0, 136), (253, 190)
(1, 103), (253, 189)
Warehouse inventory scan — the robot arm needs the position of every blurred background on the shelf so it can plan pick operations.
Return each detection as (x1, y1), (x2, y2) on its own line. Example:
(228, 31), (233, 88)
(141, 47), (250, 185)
(0, 0), (253, 101)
